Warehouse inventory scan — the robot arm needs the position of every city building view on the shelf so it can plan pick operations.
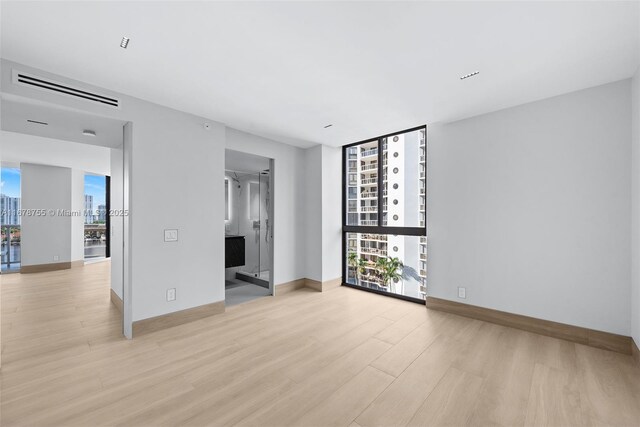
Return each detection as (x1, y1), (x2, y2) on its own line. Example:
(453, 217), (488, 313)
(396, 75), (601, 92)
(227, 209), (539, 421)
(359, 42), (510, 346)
(1, 167), (22, 271)
(83, 174), (107, 259)
(84, 194), (94, 224)
(345, 128), (427, 300)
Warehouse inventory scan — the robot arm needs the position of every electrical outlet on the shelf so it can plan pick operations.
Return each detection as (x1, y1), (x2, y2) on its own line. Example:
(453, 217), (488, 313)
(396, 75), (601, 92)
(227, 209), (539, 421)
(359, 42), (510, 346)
(164, 229), (178, 242)
(458, 287), (466, 299)
(167, 288), (176, 302)
(53, 255), (59, 261)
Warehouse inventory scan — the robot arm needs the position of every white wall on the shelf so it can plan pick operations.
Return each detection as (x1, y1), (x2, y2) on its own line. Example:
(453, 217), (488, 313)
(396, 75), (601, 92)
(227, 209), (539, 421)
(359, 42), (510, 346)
(428, 80), (632, 335)
(225, 128), (307, 286)
(110, 147), (124, 299)
(70, 169), (84, 262)
(305, 145), (323, 282)
(632, 66), (640, 345)
(303, 144), (342, 284)
(130, 110), (224, 321)
(0, 130), (110, 175)
(20, 163), (73, 266)
(321, 145), (342, 282)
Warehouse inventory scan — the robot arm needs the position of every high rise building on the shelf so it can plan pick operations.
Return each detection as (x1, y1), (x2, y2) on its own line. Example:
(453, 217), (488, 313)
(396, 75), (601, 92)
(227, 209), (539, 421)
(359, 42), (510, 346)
(418, 134), (427, 296)
(84, 195), (94, 224)
(0, 193), (21, 226)
(97, 204), (106, 222)
(345, 129), (427, 299)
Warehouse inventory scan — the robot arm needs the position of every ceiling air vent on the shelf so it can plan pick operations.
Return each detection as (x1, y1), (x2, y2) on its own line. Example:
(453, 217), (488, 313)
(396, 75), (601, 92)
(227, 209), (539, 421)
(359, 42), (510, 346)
(12, 70), (119, 108)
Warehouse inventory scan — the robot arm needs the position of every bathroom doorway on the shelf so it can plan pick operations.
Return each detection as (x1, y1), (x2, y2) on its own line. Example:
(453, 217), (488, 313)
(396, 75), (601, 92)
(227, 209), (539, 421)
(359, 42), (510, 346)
(224, 149), (274, 306)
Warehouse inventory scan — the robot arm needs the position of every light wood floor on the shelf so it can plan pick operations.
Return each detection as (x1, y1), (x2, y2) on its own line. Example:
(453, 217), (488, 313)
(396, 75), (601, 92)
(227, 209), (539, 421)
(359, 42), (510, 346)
(1, 262), (639, 426)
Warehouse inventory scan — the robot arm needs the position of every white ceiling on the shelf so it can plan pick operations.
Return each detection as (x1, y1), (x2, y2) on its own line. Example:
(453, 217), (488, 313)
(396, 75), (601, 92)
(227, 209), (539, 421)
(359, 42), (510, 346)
(1, 1), (638, 148)
(1, 130), (112, 176)
(1, 98), (125, 148)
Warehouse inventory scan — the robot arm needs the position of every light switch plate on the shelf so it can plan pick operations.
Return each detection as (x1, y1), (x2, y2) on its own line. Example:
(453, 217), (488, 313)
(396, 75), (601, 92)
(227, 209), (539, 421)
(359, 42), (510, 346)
(164, 229), (178, 242)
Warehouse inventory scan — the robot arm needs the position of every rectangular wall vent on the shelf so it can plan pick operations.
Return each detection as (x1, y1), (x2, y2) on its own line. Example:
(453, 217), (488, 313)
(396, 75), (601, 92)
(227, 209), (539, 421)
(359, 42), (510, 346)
(12, 70), (119, 108)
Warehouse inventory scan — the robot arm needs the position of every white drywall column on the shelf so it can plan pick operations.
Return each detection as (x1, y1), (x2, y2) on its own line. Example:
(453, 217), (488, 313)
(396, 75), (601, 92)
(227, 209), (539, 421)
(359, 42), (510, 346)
(110, 146), (124, 299)
(70, 169), (84, 262)
(631, 65), (640, 346)
(21, 163), (73, 266)
(321, 145), (343, 282)
(304, 144), (343, 284)
(305, 145), (323, 282)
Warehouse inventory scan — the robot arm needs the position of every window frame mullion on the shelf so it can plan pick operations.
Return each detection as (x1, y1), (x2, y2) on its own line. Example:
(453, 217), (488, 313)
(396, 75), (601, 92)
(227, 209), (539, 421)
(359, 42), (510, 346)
(377, 137), (384, 226)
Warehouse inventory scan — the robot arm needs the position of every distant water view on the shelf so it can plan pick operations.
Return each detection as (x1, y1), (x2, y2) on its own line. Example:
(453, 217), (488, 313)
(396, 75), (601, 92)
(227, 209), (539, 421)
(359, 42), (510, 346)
(1, 229), (106, 271)
(85, 238), (106, 258)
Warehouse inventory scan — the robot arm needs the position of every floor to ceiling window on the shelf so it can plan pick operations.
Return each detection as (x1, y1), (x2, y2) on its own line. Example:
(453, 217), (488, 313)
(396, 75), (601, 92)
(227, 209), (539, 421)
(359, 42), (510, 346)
(1, 166), (21, 272)
(342, 126), (426, 302)
(84, 174), (109, 260)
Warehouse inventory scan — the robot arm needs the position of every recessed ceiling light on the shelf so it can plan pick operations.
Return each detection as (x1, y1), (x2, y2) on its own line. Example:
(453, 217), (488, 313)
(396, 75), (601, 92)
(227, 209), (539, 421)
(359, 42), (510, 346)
(120, 37), (130, 49)
(460, 71), (480, 80)
(83, 130), (97, 137)
(27, 119), (48, 125)
(324, 124), (333, 128)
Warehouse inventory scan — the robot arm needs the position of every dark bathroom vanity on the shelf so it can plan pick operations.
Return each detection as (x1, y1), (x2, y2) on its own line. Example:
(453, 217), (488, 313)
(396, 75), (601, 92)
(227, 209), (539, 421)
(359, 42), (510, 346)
(225, 235), (245, 268)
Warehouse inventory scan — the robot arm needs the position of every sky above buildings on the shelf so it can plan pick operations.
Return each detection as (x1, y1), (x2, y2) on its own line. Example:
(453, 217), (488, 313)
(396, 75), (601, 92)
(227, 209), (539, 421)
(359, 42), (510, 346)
(85, 174), (106, 207)
(0, 168), (20, 197)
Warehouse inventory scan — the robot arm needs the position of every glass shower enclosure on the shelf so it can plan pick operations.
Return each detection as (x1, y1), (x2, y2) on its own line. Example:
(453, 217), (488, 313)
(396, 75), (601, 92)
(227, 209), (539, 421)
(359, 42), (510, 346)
(225, 169), (271, 287)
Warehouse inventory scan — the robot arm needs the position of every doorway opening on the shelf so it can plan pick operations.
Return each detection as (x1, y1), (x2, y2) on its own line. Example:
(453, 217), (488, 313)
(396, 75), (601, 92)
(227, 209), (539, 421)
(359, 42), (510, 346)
(224, 149), (274, 307)
(0, 97), (128, 340)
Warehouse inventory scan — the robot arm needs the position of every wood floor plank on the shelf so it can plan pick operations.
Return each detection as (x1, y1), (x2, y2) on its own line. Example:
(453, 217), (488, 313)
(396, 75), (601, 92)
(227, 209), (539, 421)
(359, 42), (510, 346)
(294, 366), (395, 427)
(524, 363), (583, 427)
(468, 327), (538, 427)
(280, 316), (394, 383)
(406, 366), (484, 426)
(355, 334), (459, 427)
(451, 321), (506, 378)
(374, 308), (427, 345)
(575, 344), (640, 426)
(119, 370), (295, 427)
(63, 375), (195, 427)
(234, 337), (392, 426)
(370, 318), (441, 377)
